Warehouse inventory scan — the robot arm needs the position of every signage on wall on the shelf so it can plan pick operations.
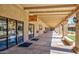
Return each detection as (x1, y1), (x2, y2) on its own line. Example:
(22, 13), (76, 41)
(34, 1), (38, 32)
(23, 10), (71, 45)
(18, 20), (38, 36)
(29, 15), (37, 21)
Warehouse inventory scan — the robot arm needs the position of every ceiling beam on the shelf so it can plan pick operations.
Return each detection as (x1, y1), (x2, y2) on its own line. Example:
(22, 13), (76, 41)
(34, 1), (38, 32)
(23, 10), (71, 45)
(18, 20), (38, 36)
(55, 6), (79, 28)
(30, 10), (74, 13)
(37, 14), (69, 15)
(24, 4), (77, 10)
(30, 13), (71, 15)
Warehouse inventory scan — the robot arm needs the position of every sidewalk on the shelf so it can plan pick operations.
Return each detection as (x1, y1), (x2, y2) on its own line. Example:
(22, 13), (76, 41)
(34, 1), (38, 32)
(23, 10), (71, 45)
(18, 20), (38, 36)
(0, 31), (52, 54)
(0, 31), (74, 54)
(50, 31), (74, 54)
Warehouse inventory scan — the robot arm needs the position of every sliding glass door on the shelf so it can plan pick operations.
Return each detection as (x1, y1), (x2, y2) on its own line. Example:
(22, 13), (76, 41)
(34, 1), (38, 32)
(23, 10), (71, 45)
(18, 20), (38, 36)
(0, 17), (7, 50)
(0, 16), (24, 51)
(17, 21), (24, 44)
(8, 19), (17, 47)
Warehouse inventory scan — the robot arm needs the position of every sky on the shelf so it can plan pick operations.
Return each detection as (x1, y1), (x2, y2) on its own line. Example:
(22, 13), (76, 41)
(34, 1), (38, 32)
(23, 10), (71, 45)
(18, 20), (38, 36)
(68, 16), (76, 25)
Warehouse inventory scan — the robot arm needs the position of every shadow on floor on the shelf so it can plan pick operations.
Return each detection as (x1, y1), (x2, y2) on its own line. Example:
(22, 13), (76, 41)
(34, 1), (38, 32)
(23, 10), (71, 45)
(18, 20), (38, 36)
(18, 42), (32, 47)
(30, 38), (39, 41)
(51, 47), (73, 53)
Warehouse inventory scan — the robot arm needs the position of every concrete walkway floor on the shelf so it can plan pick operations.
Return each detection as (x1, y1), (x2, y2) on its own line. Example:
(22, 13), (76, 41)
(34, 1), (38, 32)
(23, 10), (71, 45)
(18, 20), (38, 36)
(0, 31), (74, 54)
(50, 31), (74, 54)
(0, 31), (52, 54)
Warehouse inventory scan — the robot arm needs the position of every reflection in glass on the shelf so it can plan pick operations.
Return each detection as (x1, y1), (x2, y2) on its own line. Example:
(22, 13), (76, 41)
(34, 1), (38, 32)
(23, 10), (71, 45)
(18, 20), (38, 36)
(17, 22), (24, 43)
(0, 17), (24, 50)
(8, 19), (16, 47)
(0, 17), (7, 50)
(29, 24), (34, 39)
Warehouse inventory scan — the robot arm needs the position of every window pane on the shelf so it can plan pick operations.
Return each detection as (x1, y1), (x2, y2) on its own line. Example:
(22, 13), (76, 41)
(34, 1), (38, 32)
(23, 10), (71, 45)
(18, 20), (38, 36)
(0, 17), (7, 50)
(29, 24), (34, 39)
(8, 19), (16, 47)
(17, 22), (24, 43)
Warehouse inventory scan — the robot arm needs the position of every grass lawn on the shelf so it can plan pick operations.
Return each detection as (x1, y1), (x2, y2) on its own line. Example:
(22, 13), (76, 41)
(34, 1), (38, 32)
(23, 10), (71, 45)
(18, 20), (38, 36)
(67, 35), (75, 41)
(0, 31), (6, 36)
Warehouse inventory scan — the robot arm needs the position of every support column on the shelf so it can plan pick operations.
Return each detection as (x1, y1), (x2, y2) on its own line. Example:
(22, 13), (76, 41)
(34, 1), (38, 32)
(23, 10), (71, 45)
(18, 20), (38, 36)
(55, 26), (60, 34)
(59, 24), (63, 37)
(61, 24), (64, 37)
(61, 23), (64, 38)
(73, 12), (79, 53)
(63, 21), (68, 36)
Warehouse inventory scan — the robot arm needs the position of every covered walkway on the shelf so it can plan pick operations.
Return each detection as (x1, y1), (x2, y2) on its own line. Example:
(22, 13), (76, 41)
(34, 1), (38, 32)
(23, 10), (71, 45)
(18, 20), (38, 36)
(0, 31), (74, 54)
(0, 4), (79, 53)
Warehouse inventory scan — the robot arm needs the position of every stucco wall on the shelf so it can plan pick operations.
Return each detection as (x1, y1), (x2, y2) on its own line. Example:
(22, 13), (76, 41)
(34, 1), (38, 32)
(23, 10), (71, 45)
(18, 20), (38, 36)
(0, 4), (29, 41)
(29, 18), (48, 37)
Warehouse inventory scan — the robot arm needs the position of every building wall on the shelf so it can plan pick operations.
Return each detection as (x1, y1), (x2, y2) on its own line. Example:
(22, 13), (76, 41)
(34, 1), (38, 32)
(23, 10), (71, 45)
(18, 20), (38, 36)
(29, 18), (48, 37)
(0, 4), (29, 41)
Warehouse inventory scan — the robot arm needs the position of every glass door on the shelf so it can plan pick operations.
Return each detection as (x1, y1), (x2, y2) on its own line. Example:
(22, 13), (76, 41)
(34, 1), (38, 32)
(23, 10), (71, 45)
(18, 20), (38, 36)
(0, 17), (24, 50)
(29, 24), (34, 39)
(17, 21), (24, 44)
(0, 17), (7, 50)
(8, 19), (17, 47)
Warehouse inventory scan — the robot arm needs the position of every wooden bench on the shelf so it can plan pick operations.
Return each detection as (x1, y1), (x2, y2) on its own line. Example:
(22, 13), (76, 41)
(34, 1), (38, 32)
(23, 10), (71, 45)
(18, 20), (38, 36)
(62, 36), (73, 46)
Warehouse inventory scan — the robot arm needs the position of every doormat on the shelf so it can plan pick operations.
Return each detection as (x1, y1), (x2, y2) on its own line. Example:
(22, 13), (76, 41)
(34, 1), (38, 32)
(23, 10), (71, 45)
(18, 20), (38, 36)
(31, 38), (39, 41)
(18, 42), (32, 47)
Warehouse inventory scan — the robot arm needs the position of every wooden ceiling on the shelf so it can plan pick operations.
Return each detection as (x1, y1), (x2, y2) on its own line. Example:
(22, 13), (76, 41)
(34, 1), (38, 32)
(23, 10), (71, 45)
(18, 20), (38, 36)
(22, 4), (79, 27)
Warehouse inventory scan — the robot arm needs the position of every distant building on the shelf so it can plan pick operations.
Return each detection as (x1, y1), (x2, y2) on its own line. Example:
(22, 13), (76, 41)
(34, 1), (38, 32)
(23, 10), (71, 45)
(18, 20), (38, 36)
(68, 24), (75, 31)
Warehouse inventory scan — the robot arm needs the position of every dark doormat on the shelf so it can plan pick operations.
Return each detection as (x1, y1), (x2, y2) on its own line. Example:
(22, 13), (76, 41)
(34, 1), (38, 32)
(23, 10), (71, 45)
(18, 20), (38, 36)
(31, 38), (39, 41)
(18, 42), (32, 47)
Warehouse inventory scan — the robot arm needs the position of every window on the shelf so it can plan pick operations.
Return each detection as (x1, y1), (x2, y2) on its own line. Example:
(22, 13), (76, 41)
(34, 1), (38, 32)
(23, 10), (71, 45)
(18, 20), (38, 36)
(8, 19), (17, 47)
(0, 17), (7, 50)
(0, 16), (24, 51)
(17, 21), (24, 43)
(29, 24), (34, 39)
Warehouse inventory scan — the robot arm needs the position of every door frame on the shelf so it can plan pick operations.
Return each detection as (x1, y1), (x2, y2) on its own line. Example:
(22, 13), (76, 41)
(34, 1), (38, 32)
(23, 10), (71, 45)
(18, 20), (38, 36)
(0, 16), (8, 51)
(17, 21), (24, 44)
(7, 18), (17, 47)
(29, 23), (35, 39)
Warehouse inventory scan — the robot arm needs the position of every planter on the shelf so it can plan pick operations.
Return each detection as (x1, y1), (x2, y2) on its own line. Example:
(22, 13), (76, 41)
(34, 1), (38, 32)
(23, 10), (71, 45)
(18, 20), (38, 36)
(72, 47), (79, 54)
(62, 36), (73, 46)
